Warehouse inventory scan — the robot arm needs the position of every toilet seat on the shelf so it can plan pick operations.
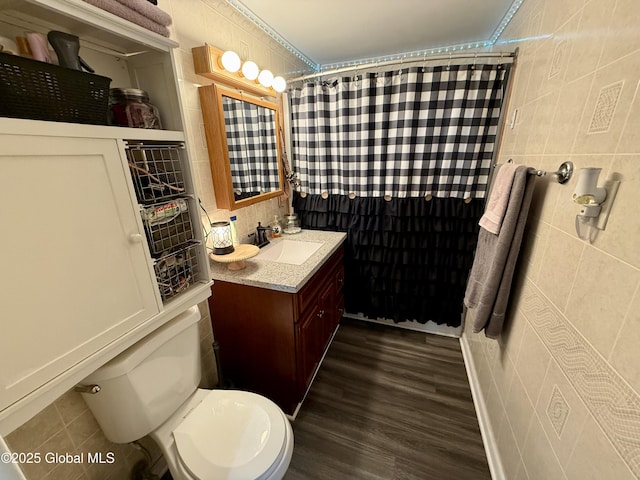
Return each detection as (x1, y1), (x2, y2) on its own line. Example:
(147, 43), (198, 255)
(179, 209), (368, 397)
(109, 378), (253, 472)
(173, 390), (289, 480)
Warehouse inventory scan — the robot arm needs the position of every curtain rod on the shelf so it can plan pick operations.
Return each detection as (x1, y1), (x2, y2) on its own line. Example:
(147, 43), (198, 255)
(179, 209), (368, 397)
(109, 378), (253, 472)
(289, 51), (516, 83)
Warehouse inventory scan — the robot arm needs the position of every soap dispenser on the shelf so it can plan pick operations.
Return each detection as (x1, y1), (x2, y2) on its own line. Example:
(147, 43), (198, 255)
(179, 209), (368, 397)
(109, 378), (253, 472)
(271, 215), (282, 238)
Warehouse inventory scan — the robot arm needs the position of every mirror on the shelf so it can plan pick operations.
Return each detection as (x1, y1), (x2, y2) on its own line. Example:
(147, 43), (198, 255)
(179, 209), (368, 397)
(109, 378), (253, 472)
(199, 83), (284, 210)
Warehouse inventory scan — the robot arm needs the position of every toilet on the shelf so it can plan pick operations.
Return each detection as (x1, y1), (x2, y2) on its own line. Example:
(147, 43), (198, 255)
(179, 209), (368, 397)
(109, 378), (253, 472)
(80, 306), (293, 480)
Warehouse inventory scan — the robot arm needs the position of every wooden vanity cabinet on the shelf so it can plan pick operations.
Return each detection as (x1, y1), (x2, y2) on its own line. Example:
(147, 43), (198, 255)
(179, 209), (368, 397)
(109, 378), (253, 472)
(208, 245), (344, 414)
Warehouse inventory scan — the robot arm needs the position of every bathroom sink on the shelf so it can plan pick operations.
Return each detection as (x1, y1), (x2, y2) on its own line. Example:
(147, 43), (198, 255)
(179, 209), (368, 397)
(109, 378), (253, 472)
(256, 239), (323, 265)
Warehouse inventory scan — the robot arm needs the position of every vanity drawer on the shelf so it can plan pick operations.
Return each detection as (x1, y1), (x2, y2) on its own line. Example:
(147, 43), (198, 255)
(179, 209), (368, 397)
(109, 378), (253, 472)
(296, 246), (344, 318)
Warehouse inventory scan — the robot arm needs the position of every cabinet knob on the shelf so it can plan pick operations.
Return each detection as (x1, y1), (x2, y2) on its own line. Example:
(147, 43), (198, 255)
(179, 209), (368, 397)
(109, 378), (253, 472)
(129, 233), (144, 244)
(317, 309), (325, 318)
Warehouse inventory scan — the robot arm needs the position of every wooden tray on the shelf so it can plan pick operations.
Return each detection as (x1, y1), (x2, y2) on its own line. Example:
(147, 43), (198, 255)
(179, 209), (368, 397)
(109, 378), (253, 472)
(210, 244), (259, 270)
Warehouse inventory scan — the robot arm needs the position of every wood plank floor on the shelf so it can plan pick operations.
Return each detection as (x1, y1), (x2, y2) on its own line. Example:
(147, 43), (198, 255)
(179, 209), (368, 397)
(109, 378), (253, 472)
(284, 318), (491, 480)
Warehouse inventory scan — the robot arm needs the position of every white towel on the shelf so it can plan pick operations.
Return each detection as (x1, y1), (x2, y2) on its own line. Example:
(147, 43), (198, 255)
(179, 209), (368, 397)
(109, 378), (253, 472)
(478, 162), (519, 235)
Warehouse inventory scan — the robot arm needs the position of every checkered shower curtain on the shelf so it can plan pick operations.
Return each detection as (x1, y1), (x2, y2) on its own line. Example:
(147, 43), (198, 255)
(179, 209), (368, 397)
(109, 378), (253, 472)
(290, 64), (506, 199)
(222, 96), (280, 195)
(288, 64), (509, 326)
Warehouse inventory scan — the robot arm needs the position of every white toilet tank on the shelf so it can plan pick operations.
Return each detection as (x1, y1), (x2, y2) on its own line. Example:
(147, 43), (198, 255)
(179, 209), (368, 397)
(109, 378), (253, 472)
(80, 306), (202, 443)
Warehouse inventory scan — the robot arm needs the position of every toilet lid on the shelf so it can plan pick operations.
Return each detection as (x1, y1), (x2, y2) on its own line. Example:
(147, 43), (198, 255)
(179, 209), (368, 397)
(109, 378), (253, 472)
(173, 390), (287, 480)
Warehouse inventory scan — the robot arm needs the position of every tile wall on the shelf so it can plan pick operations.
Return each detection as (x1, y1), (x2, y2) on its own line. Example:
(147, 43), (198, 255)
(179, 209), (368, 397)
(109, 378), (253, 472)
(464, 0), (640, 479)
(5, 1), (310, 479)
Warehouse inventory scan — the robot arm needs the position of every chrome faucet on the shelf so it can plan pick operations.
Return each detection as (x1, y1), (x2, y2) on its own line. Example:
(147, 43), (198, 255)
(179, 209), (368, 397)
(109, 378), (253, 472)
(256, 222), (272, 248)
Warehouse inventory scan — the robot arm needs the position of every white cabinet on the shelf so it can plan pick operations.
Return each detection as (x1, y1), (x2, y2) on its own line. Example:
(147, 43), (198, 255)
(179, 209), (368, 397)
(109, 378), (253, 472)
(0, 134), (159, 412)
(0, 0), (213, 433)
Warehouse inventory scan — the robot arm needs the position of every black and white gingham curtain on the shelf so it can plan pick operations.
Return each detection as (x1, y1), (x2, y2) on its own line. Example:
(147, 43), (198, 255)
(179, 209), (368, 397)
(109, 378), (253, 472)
(222, 96), (280, 198)
(290, 64), (506, 199)
(289, 64), (509, 326)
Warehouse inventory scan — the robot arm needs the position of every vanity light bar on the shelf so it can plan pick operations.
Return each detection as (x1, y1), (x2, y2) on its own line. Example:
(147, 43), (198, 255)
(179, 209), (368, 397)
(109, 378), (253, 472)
(219, 49), (287, 91)
(194, 44), (289, 94)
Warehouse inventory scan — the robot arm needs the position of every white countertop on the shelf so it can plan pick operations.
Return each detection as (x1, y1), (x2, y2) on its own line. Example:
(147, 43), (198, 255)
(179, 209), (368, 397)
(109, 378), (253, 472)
(209, 230), (347, 293)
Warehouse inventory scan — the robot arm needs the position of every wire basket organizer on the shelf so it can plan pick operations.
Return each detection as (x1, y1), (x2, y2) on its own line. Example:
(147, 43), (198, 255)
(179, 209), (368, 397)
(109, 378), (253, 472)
(142, 198), (194, 256)
(0, 51), (111, 125)
(126, 142), (186, 204)
(154, 243), (201, 302)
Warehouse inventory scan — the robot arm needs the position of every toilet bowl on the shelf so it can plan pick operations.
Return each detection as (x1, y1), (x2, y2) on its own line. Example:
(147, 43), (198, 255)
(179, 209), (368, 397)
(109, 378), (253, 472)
(152, 388), (293, 480)
(80, 306), (293, 480)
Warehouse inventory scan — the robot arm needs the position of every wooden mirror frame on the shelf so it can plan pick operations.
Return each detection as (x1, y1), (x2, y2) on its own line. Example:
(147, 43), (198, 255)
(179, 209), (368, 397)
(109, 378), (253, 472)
(198, 83), (284, 211)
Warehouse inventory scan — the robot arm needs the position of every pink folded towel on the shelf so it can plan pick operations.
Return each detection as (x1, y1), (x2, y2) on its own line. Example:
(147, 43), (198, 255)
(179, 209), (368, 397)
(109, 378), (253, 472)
(479, 162), (520, 235)
(114, 0), (172, 26)
(83, 0), (170, 37)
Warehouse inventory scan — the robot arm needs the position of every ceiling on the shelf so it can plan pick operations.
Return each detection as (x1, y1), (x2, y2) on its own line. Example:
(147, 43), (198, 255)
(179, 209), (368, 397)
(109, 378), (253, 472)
(230, 0), (522, 70)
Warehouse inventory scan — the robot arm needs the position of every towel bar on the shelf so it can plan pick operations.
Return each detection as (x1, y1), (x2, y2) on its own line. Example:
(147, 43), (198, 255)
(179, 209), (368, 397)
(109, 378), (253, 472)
(500, 159), (574, 184)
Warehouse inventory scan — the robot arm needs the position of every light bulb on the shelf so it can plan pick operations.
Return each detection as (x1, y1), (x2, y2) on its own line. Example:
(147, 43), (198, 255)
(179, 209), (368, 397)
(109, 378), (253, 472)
(573, 193), (597, 205)
(272, 76), (287, 92)
(258, 69), (274, 88)
(573, 168), (606, 205)
(241, 60), (259, 80)
(220, 51), (241, 73)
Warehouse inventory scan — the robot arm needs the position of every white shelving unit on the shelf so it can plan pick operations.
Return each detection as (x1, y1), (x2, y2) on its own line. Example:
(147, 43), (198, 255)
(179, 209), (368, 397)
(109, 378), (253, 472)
(0, 0), (212, 434)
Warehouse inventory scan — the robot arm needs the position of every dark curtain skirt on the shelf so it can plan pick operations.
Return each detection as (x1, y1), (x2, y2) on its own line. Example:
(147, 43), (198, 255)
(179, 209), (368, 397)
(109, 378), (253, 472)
(293, 192), (483, 327)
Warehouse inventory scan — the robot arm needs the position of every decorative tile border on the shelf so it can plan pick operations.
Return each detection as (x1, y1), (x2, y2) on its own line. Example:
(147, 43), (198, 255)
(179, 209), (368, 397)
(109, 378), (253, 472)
(548, 41), (567, 79)
(521, 282), (640, 478)
(588, 81), (624, 134)
(547, 385), (570, 438)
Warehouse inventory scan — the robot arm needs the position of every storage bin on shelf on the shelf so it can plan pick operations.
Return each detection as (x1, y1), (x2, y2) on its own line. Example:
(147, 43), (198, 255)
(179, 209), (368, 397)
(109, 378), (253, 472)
(141, 198), (194, 256)
(0, 51), (111, 125)
(154, 243), (201, 301)
(124, 141), (200, 302)
(126, 142), (186, 204)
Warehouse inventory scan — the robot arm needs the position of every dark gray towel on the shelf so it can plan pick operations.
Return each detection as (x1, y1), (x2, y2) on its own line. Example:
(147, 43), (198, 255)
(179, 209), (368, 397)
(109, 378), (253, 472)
(464, 165), (536, 338)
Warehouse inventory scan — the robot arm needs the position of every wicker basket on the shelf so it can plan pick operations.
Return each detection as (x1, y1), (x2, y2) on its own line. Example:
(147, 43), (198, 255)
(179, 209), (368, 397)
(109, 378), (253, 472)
(0, 52), (111, 125)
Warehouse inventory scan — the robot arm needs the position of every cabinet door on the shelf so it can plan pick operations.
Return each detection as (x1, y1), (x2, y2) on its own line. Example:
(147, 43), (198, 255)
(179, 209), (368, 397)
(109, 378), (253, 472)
(0, 135), (159, 411)
(296, 303), (324, 396)
(334, 265), (345, 329)
(317, 281), (335, 353)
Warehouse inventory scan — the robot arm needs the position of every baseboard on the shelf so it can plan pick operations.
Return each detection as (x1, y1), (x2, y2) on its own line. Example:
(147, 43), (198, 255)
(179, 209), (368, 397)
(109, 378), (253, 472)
(459, 335), (505, 480)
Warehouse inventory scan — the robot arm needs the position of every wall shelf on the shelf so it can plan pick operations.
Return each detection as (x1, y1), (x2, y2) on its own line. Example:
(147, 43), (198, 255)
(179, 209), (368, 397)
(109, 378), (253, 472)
(0, 0), (177, 54)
